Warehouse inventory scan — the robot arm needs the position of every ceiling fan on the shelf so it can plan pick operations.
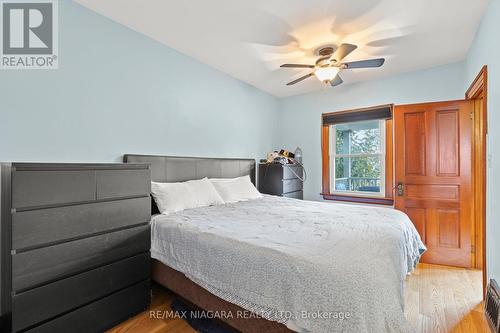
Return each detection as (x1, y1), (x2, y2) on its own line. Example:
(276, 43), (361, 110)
(280, 43), (385, 87)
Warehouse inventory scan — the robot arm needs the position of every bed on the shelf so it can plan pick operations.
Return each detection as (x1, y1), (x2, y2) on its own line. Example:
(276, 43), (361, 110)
(124, 154), (425, 333)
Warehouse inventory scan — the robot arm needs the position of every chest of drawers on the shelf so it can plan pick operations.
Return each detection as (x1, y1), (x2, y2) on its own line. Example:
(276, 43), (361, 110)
(0, 163), (151, 333)
(258, 163), (303, 199)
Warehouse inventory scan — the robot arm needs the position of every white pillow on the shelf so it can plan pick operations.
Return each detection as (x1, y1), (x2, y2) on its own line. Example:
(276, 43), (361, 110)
(209, 175), (262, 203)
(151, 178), (224, 214)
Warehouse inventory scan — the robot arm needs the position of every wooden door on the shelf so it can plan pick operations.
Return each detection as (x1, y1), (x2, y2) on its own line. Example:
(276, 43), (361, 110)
(394, 100), (473, 268)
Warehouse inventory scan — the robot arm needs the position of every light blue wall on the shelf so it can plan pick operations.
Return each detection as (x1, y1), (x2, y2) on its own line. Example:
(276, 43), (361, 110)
(0, 1), (279, 163)
(464, 0), (500, 282)
(277, 62), (465, 201)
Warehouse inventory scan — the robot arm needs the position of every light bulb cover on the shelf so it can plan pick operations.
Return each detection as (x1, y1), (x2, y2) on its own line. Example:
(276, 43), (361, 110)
(314, 66), (340, 82)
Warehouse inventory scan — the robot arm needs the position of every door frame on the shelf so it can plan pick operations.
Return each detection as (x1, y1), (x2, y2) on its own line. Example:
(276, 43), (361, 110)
(465, 65), (487, 296)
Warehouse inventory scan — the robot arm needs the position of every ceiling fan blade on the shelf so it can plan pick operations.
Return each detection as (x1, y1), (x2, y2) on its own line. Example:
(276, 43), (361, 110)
(329, 43), (357, 63)
(286, 73), (314, 85)
(330, 74), (343, 87)
(343, 58), (385, 69)
(280, 64), (315, 69)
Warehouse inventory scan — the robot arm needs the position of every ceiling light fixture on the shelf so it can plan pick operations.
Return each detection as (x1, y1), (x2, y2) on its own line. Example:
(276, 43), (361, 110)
(314, 66), (340, 82)
(281, 43), (386, 87)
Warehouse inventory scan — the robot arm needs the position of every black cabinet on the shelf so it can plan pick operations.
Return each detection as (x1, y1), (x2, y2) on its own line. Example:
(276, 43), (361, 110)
(0, 163), (151, 333)
(258, 163), (303, 199)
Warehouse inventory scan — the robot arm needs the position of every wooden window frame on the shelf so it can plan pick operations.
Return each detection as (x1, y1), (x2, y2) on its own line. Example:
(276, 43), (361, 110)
(321, 106), (394, 205)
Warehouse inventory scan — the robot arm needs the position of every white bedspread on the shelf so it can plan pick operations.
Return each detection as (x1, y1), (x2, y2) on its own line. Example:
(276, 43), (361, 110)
(151, 195), (425, 333)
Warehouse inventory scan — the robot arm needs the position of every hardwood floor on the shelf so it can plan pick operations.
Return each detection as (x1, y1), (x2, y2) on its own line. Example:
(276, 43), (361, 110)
(107, 264), (488, 333)
(405, 263), (488, 333)
(106, 286), (196, 333)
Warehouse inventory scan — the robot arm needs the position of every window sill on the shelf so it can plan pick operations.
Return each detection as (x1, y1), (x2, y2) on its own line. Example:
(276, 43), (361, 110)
(321, 193), (394, 206)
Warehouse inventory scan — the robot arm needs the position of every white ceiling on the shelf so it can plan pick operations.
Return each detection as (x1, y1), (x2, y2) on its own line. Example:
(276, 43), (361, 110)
(75, 0), (488, 97)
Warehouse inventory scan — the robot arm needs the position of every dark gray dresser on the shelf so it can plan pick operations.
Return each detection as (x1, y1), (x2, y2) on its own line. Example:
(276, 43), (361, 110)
(258, 163), (303, 199)
(0, 163), (152, 333)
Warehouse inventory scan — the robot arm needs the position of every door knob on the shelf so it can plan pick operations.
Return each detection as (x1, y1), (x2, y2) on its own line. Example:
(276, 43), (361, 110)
(397, 182), (404, 196)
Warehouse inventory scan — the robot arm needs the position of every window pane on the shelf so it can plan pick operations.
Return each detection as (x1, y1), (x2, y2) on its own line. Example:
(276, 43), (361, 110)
(334, 120), (381, 154)
(334, 156), (382, 193)
(335, 127), (346, 154)
(335, 157), (345, 179)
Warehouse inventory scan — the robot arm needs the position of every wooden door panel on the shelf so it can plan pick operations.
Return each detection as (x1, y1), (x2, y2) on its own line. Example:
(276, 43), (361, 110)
(404, 199), (460, 210)
(404, 112), (426, 176)
(436, 110), (460, 176)
(395, 100), (473, 268)
(437, 209), (460, 248)
(406, 208), (426, 244)
(405, 184), (459, 200)
(402, 175), (467, 184)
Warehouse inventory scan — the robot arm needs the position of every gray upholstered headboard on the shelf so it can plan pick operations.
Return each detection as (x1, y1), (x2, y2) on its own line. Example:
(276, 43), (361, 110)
(123, 154), (256, 184)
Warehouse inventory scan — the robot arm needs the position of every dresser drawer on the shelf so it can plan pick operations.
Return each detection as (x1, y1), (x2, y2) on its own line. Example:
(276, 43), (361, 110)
(283, 179), (303, 193)
(12, 197), (151, 250)
(282, 190), (303, 200)
(12, 170), (96, 209)
(259, 178), (303, 196)
(282, 165), (303, 180)
(12, 225), (150, 291)
(96, 169), (150, 200)
(25, 280), (150, 333)
(13, 253), (150, 332)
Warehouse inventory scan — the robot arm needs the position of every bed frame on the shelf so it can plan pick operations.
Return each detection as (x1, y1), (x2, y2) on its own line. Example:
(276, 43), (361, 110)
(124, 154), (293, 333)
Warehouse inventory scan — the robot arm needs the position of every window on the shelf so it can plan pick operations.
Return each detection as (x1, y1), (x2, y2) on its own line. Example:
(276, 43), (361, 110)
(321, 105), (393, 205)
(331, 120), (385, 197)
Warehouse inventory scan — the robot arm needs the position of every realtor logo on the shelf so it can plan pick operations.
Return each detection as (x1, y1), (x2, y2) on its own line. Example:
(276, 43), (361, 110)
(1, 0), (58, 69)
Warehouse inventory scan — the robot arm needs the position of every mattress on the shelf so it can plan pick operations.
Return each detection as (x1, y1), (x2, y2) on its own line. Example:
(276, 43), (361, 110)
(150, 195), (426, 333)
